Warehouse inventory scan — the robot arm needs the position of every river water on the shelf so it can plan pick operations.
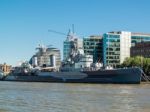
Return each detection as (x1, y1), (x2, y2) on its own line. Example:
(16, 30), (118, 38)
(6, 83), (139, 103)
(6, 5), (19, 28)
(0, 82), (150, 112)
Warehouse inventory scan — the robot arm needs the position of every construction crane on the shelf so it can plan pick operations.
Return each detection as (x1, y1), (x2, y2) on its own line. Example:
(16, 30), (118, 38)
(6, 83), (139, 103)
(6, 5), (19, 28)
(48, 24), (75, 37)
(48, 25), (82, 64)
(48, 29), (67, 36)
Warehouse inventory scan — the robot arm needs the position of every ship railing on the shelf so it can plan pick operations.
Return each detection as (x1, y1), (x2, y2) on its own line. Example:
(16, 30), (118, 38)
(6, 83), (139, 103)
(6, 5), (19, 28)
(81, 67), (101, 71)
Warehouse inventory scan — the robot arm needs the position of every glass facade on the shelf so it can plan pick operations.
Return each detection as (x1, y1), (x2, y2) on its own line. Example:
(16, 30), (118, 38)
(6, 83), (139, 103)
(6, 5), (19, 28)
(63, 41), (72, 60)
(131, 34), (150, 46)
(103, 33), (120, 66)
(63, 38), (83, 61)
(83, 36), (103, 63)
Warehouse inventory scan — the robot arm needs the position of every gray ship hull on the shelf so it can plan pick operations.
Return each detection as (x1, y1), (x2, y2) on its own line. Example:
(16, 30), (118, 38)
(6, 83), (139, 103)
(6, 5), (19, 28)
(4, 68), (142, 84)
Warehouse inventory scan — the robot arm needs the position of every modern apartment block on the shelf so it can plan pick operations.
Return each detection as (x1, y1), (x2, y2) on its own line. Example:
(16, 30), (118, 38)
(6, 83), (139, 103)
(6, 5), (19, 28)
(103, 31), (131, 66)
(83, 35), (103, 63)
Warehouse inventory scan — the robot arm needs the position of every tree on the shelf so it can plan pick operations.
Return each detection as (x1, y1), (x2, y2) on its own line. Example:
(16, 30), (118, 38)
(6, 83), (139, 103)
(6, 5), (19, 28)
(122, 56), (150, 75)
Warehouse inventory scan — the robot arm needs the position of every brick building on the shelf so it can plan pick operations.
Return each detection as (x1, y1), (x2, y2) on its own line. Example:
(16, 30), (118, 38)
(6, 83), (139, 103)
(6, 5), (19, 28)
(0, 63), (12, 74)
(131, 42), (150, 58)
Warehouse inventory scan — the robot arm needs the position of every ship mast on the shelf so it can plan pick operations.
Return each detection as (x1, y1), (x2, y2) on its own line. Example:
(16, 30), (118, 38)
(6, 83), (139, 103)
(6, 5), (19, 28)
(48, 25), (80, 65)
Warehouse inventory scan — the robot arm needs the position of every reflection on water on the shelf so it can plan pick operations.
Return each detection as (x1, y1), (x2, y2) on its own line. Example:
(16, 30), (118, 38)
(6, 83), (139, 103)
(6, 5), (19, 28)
(0, 82), (150, 112)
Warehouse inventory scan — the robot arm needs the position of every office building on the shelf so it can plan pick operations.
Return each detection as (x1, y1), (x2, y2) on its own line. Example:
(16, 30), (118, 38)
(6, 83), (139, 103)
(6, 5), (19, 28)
(83, 35), (103, 63)
(131, 32), (150, 46)
(103, 31), (131, 66)
(31, 45), (61, 69)
(63, 34), (83, 61)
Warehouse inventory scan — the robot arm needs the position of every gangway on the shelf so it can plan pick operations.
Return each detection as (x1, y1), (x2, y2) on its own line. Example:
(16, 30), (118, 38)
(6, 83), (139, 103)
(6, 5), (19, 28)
(141, 69), (150, 82)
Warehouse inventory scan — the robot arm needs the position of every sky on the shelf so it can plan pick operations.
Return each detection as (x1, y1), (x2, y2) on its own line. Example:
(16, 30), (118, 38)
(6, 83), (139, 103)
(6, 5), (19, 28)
(0, 0), (150, 66)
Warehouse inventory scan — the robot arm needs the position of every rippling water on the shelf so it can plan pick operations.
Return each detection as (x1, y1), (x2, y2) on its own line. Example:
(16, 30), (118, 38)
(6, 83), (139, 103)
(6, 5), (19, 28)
(0, 82), (150, 112)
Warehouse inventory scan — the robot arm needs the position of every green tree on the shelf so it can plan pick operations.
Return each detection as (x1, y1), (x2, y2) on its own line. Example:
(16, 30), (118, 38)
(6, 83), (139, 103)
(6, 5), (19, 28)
(122, 56), (150, 75)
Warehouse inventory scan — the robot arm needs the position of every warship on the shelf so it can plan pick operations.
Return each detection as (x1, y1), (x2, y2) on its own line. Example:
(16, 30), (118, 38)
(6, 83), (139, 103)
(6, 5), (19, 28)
(3, 66), (142, 84)
(1, 30), (143, 84)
